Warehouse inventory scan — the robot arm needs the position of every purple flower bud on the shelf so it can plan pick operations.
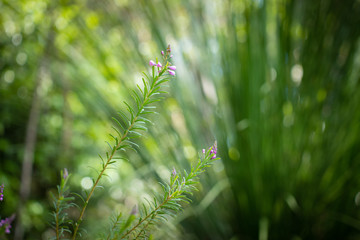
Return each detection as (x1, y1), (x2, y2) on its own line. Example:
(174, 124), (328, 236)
(170, 54), (173, 58)
(161, 50), (164, 56)
(168, 66), (176, 71)
(130, 205), (138, 216)
(0, 184), (4, 201)
(172, 167), (176, 176)
(167, 44), (171, 53)
(208, 141), (218, 159)
(168, 70), (175, 76)
(0, 214), (15, 234)
(202, 149), (205, 154)
(211, 141), (218, 159)
(149, 60), (156, 66)
(157, 62), (162, 68)
(63, 168), (68, 180)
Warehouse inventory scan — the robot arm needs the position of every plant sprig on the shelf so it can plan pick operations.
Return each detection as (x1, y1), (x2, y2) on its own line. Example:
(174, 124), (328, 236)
(107, 142), (219, 240)
(52, 45), (219, 240)
(50, 168), (75, 240)
(68, 46), (176, 239)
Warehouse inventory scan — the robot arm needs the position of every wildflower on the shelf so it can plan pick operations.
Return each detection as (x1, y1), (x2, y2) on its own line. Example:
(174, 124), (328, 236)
(168, 66), (176, 71)
(172, 167), (177, 176)
(0, 214), (15, 234)
(161, 50), (164, 56)
(0, 184), (4, 201)
(157, 62), (162, 68)
(149, 60), (156, 66)
(5, 225), (11, 234)
(63, 168), (68, 180)
(170, 54), (173, 58)
(168, 70), (175, 76)
(202, 149), (205, 154)
(211, 141), (218, 159)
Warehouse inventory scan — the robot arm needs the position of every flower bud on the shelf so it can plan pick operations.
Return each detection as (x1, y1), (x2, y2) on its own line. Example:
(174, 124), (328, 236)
(168, 70), (175, 76)
(149, 60), (156, 66)
(168, 66), (176, 71)
(63, 168), (68, 180)
(130, 205), (138, 216)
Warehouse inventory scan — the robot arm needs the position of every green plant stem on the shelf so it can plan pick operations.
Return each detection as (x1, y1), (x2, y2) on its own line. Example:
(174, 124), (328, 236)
(120, 192), (174, 239)
(120, 160), (206, 239)
(71, 74), (162, 240)
(106, 214), (122, 240)
(55, 194), (61, 240)
(133, 216), (153, 240)
(55, 179), (67, 240)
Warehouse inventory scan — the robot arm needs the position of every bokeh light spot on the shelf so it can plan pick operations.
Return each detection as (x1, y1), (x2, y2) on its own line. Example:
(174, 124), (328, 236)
(81, 177), (93, 190)
(228, 147), (240, 161)
(4, 70), (15, 83)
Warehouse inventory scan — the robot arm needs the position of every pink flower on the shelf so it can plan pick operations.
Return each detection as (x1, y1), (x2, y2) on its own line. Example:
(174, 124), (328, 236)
(168, 70), (175, 76)
(157, 62), (162, 68)
(211, 141), (217, 159)
(168, 66), (176, 71)
(149, 60), (156, 66)
(161, 51), (164, 56)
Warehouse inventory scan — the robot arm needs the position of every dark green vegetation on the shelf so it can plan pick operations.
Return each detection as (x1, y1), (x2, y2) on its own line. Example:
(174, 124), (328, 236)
(1, 0), (360, 239)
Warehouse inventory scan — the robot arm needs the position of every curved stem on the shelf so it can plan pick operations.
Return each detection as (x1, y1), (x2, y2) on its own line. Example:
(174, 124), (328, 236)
(106, 214), (122, 240)
(119, 194), (173, 240)
(133, 214), (154, 239)
(55, 198), (61, 240)
(72, 74), (162, 240)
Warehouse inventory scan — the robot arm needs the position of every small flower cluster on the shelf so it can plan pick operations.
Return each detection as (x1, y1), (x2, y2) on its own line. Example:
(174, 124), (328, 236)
(0, 184), (4, 201)
(0, 214), (15, 234)
(202, 141), (218, 159)
(149, 44), (176, 76)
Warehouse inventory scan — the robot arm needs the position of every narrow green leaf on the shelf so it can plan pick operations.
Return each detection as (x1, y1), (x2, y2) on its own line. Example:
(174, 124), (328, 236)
(72, 193), (85, 204)
(124, 101), (135, 116)
(142, 78), (148, 95)
(117, 110), (130, 123)
(137, 84), (144, 95)
(112, 117), (125, 132)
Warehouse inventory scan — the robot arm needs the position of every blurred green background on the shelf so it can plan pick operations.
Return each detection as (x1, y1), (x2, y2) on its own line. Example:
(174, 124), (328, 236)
(1, 0), (360, 239)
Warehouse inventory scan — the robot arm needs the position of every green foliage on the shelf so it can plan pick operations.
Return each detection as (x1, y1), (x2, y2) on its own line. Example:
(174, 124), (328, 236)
(1, 0), (360, 239)
(50, 169), (75, 240)
(49, 49), (220, 239)
(107, 144), (219, 240)
(67, 50), (175, 239)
